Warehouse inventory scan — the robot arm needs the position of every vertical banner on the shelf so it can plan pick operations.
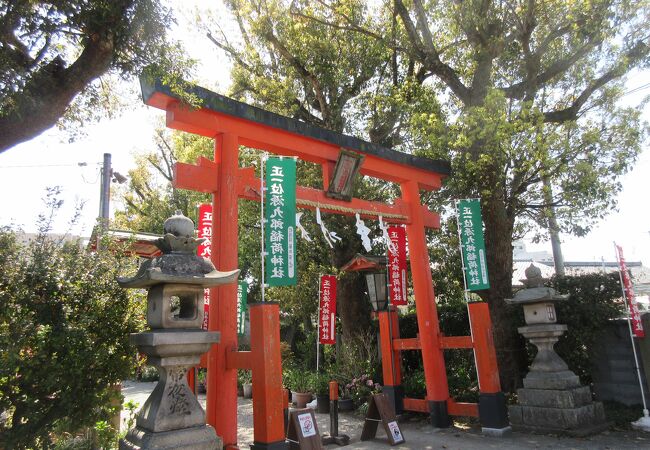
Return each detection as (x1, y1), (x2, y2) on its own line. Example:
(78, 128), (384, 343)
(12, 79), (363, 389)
(197, 203), (213, 330)
(265, 157), (297, 286)
(237, 281), (248, 336)
(319, 275), (337, 345)
(387, 225), (408, 306)
(615, 244), (645, 338)
(457, 199), (490, 291)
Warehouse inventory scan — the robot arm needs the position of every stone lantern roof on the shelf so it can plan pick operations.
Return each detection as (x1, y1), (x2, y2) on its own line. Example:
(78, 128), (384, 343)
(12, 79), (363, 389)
(505, 264), (568, 305)
(118, 211), (239, 289)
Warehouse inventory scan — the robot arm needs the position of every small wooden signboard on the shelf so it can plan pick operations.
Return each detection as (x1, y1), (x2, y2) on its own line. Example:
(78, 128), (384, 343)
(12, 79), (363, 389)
(360, 393), (405, 446)
(287, 408), (324, 450)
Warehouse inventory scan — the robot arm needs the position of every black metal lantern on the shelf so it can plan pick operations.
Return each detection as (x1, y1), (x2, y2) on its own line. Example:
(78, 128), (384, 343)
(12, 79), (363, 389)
(365, 271), (388, 312)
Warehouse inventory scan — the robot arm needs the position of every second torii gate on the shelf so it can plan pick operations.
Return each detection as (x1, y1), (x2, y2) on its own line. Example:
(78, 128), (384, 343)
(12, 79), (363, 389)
(140, 77), (508, 449)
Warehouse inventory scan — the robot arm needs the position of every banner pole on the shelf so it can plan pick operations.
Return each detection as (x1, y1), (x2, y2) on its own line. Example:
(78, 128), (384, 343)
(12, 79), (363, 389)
(385, 245), (397, 389)
(614, 243), (650, 429)
(455, 200), (471, 303)
(317, 275), (321, 373)
(261, 154), (267, 303)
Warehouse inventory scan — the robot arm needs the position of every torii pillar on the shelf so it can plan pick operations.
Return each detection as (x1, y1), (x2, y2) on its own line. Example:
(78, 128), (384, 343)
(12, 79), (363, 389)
(174, 134), (286, 449)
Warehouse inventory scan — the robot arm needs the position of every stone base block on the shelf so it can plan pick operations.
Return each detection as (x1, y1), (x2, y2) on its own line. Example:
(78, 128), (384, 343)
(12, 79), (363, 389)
(478, 392), (509, 429)
(481, 426), (512, 437)
(517, 386), (592, 409)
(523, 370), (580, 390)
(509, 402), (608, 436)
(119, 425), (222, 450)
(250, 440), (289, 449)
(428, 400), (452, 428)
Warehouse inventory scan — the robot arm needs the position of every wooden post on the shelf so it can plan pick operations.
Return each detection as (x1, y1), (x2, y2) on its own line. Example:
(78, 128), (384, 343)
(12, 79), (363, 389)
(249, 302), (287, 449)
(378, 306), (403, 414)
(468, 302), (509, 431)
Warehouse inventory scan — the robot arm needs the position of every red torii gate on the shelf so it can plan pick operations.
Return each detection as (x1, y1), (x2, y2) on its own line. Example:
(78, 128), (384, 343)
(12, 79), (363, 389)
(140, 78), (508, 449)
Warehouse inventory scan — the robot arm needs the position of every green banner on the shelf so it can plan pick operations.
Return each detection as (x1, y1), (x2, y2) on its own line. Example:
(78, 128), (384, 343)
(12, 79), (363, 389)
(237, 281), (248, 335)
(265, 157), (297, 286)
(457, 199), (490, 291)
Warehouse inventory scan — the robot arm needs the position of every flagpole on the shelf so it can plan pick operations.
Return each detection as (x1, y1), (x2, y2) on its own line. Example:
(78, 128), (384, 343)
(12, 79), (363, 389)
(385, 252), (397, 390)
(317, 275), (321, 373)
(261, 154), (267, 303)
(614, 242), (650, 431)
(455, 200), (471, 303)
(383, 228), (397, 392)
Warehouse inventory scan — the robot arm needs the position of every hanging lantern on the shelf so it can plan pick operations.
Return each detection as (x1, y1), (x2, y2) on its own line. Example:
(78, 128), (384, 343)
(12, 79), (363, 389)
(365, 271), (388, 312)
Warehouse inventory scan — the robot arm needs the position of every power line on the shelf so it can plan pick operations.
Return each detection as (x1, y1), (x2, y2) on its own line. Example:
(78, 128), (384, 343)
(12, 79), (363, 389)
(0, 162), (101, 169)
(622, 82), (650, 97)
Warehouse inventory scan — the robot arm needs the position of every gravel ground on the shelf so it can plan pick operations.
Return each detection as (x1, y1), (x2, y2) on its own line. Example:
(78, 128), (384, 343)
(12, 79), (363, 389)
(120, 381), (650, 449)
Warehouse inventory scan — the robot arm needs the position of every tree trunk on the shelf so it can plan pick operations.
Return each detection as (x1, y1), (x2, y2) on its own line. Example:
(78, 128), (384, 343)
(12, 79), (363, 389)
(481, 194), (527, 392)
(337, 273), (372, 340)
(331, 216), (373, 340)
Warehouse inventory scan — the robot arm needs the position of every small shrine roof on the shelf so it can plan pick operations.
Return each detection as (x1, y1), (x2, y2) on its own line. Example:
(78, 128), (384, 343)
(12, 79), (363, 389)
(341, 254), (387, 272)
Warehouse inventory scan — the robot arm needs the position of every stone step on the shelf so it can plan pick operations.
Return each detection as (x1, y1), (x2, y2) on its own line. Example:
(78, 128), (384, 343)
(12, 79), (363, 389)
(516, 386), (593, 408)
(509, 401), (606, 432)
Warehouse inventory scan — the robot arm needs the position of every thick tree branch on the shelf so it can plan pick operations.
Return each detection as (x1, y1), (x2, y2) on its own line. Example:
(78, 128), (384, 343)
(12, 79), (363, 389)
(543, 40), (649, 123)
(504, 40), (598, 100)
(394, 0), (471, 104)
(0, 0), (137, 153)
(0, 33), (116, 153)
(206, 31), (256, 74)
(262, 31), (329, 122)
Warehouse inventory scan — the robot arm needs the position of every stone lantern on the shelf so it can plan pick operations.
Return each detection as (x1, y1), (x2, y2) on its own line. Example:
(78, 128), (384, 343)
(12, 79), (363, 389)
(118, 211), (239, 450)
(506, 264), (607, 436)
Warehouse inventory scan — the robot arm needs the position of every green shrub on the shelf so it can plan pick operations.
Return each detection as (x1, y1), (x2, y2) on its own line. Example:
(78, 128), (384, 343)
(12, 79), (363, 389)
(552, 273), (625, 384)
(283, 366), (313, 393)
(0, 222), (144, 449)
(395, 272), (622, 399)
(309, 372), (331, 396)
(138, 365), (160, 382)
(398, 302), (477, 399)
(401, 369), (426, 398)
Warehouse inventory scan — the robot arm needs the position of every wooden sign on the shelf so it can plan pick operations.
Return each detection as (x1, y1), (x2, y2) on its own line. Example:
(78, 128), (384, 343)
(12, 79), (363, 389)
(360, 393), (405, 446)
(287, 409), (323, 449)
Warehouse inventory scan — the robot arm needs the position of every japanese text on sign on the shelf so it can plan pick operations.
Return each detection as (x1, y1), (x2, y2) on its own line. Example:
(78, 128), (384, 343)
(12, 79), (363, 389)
(387, 225), (408, 306)
(457, 199), (490, 292)
(197, 203), (213, 329)
(319, 275), (337, 345)
(616, 244), (645, 338)
(265, 158), (297, 286)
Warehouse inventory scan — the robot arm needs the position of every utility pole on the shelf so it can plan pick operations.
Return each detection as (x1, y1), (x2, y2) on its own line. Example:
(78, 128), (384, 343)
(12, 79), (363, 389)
(543, 175), (565, 276)
(99, 153), (111, 231)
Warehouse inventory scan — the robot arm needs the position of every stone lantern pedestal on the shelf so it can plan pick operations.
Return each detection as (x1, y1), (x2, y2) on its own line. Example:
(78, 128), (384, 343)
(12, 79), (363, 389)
(506, 265), (608, 436)
(118, 212), (239, 450)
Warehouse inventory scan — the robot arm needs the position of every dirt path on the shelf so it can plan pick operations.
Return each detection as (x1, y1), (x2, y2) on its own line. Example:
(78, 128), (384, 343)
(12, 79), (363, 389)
(120, 381), (650, 449)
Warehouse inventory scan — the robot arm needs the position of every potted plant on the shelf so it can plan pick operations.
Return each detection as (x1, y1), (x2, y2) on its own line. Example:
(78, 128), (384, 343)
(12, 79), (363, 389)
(238, 369), (253, 399)
(337, 377), (354, 412)
(346, 374), (381, 409)
(285, 367), (313, 408)
(311, 372), (331, 414)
